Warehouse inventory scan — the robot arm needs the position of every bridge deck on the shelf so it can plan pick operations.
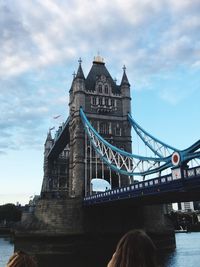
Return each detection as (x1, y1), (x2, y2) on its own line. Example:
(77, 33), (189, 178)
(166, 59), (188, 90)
(84, 166), (200, 206)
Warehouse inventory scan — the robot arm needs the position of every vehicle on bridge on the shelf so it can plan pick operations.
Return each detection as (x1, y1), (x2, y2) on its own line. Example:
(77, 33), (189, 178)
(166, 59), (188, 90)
(91, 178), (111, 194)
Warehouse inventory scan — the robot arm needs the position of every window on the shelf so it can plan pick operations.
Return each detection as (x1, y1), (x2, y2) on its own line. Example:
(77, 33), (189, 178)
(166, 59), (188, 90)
(99, 97), (103, 105)
(111, 99), (114, 106)
(105, 98), (109, 106)
(100, 122), (109, 135)
(92, 97), (97, 105)
(98, 84), (102, 93)
(60, 165), (66, 175)
(105, 85), (108, 94)
(115, 124), (121, 136)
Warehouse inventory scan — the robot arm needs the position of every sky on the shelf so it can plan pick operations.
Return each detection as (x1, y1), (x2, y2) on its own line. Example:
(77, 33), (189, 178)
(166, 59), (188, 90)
(0, 0), (200, 205)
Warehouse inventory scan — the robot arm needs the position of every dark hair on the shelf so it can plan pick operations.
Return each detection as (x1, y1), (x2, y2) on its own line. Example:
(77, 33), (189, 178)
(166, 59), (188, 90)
(108, 229), (157, 267)
(7, 251), (37, 267)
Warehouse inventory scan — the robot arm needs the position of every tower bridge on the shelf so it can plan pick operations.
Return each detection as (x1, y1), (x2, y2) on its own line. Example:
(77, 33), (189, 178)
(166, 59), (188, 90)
(17, 56), (200, 254)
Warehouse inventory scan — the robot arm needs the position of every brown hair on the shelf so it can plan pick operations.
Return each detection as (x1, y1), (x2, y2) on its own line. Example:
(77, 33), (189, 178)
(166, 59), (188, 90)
(7, 251), (37, 267)
(108, 229), (157, 267)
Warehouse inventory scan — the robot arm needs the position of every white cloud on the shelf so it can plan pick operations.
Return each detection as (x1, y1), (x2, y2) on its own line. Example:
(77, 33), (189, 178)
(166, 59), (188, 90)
(0, 0), (199, 153)
(0, 0), (199, 78)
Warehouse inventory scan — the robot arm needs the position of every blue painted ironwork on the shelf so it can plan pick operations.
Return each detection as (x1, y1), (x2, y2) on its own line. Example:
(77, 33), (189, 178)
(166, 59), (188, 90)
(80, 108), (168, 161)
(128, 113), (179, 157)
(80, 108), (200, 178)
(80, 108), (173, 177)
(181, 140), (200, 154)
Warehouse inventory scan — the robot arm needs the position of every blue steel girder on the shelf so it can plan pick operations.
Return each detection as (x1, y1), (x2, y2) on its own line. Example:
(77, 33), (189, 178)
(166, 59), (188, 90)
(128, 113), (179, 158)
(80, 108), (173, 177)
(181, 140), (200, 154)
(128, 113), (200, 165)
(181, 151), (200, 163)
(80, 108), (200, 177)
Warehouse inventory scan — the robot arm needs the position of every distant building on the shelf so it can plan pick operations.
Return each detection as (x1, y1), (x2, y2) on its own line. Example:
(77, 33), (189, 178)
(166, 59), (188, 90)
(178, 201), (194, 212)
(29, 195), (40, 206)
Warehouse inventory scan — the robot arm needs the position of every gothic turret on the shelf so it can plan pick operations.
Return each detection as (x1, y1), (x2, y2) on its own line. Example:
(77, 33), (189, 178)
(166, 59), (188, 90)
(76, 59), (85, 79)
(44, 130), (53, 155)
(41, 130), (54, 193)
(70, 58), (86, 93)
(120, 65), (130, 87)
(69, 58), (86, 113)
(120, 66), (131, 115)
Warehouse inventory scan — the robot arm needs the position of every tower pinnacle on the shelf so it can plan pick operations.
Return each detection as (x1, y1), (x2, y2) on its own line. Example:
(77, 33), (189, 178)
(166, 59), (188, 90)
(93, 54), (104, 64)
(121, 65), (130, 86)
(76, 57), (85, 79)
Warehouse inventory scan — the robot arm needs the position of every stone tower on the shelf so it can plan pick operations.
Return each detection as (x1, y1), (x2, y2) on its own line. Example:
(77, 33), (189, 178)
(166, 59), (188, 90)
(41, 56), (132, 199)
(68, 56), (132, 197)
(41, 128), (69, 198)
(18, 57), (175, 253)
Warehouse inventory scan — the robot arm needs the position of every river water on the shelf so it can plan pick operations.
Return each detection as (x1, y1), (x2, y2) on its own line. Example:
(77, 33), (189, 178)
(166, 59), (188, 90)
(0, 236), (14, 267)
(0, 233), (200, 267)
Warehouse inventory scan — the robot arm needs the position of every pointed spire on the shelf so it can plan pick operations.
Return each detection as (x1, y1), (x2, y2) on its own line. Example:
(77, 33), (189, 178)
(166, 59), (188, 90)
(76, 57), (85, 79)
(44, 129), (53, 151)
(72, 71), (76, 79)
(121, 65), (130, 86)
(46, 130), (52, 141)
(69, 72), (76, 93)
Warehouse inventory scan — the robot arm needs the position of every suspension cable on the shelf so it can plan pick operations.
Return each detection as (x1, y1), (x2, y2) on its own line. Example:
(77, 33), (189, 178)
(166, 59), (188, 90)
(102, 160), (104, 179)
(96, 152), (98, 178)
(90, 141), (92, 194)
(109, 168), (112, 189)
(85, 132), (87, 196)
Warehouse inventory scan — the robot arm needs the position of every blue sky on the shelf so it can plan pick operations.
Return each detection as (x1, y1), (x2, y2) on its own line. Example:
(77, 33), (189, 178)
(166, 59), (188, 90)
(0, 0), (200, 205)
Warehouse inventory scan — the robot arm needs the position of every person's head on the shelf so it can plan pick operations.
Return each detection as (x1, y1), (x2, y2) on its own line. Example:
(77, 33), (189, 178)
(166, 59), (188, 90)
(107, 229), (157, 267)
(7, 251), (37, 267)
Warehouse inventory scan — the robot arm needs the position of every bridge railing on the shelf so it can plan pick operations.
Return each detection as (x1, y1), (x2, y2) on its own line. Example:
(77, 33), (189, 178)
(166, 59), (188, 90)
(83, 165), (200, 205)
(184, 165), (200, 179)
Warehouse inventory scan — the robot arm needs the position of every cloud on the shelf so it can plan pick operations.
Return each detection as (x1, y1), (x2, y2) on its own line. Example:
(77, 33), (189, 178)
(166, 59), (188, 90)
(0, 0), (199, 153)
(0, 70), (68, 153)
(1, 0), (199, 77)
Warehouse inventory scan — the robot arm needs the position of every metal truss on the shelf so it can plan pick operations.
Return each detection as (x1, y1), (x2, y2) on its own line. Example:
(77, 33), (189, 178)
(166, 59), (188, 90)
(128, 113), (179, 158)
(80, 108), (200, 178)
(80, 108), (172, 177)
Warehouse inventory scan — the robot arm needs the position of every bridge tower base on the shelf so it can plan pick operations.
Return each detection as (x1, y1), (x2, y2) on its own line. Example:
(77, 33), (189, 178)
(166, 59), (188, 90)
(16, 199), (175, 255)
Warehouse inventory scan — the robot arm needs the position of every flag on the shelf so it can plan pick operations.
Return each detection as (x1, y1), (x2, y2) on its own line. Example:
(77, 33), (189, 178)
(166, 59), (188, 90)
(50, 127), (55, 131)
(53, 115), (61, 119)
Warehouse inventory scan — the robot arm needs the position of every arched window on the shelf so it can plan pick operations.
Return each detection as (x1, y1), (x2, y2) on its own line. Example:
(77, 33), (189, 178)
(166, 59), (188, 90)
(104, 85), (108, 94)
(105, 98), (109, 106)
(115, 124), (121, 136)
(98, 84), (102, 93)
(111, 99), (114, 106)
(92, 97), (97, 105)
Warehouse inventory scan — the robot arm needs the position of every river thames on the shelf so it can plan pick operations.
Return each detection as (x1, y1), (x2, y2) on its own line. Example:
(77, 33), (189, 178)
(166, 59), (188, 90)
(0, 232), (200, 267)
